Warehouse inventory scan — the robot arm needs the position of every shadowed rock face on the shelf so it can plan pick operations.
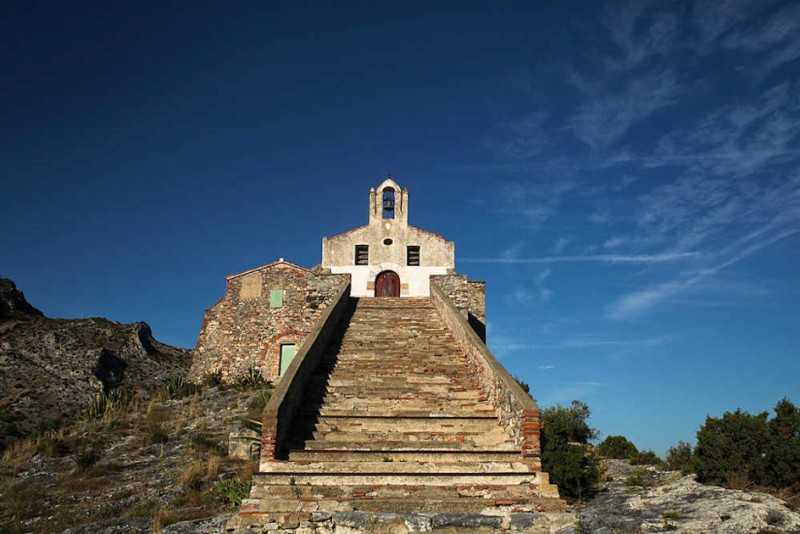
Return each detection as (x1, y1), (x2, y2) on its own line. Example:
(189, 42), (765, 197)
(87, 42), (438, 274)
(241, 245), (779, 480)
(0, 278), (43, 320)
(0, 277), (192, 450)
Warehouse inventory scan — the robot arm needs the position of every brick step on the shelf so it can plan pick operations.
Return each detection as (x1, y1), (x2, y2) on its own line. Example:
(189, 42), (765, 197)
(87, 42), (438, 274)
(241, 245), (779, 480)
(300, 440), (519, 451)
(288, 450), (523, 463)
(308, 430), (513, 445)
(260, 461), (530, 473)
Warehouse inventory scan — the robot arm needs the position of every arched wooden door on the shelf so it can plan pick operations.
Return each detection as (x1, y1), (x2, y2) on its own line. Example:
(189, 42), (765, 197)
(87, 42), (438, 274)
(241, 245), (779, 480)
(375, 270), (400, 297)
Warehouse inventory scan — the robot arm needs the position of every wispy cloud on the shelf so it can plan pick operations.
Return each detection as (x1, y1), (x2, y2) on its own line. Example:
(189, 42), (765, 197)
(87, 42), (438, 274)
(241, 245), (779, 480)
(462, 252), (700, 264)
(479, 0), (800, 320)
(495, 336), (671, 352)
(567, 69), (680, 149)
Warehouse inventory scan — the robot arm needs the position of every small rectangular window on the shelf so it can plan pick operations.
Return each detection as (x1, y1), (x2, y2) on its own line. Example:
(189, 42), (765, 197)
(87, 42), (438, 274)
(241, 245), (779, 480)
(407, 245), (420, 266)
(355, 245), (369, 265)
(269, 289), (284, 308)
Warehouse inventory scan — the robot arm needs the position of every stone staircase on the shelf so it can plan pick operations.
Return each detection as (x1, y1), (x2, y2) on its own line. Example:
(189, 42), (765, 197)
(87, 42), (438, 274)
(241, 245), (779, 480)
(235, 297), (563, 529)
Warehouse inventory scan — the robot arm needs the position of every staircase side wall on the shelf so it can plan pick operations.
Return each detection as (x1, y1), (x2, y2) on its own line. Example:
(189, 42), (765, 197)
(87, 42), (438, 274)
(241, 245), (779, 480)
(190, 264), (348, 383)
(430, 275), (486, 341)
(260, 283), (352, 467)
(430, 281), (542, 470)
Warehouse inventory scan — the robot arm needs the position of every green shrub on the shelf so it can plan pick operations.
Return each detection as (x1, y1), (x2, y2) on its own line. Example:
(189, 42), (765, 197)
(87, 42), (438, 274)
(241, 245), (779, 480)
(630, 450), (663, 466)
(209, 477), (251, 506)
(694, 408), (769, 487)
(541, 400), (600, 501)
(666, 441), (694, 474)
(597, 435), (638, 459)
(83, 389), (130, 419)
(191, 434), (226, 456)
(234, 366), (271, 390)
(513, 376), (531, 396)
(202, 370), (223, 388)
(75, 445), (102, 470)
(765, 398), (800, 491)
(162, 376), (199, 399)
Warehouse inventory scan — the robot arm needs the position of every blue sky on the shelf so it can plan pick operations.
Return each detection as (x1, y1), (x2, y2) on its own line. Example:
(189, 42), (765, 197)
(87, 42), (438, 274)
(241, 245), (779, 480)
(2, 1), (798, 454)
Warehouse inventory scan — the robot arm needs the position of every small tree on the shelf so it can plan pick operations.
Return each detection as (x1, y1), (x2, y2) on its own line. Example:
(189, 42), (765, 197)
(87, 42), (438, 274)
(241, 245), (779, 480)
(541, 400), (600, 500)
(597, 435), (638, 459)
(693, 408), (769, 487)
(665, 441), (694, 474)
(765, 398), (800, 490)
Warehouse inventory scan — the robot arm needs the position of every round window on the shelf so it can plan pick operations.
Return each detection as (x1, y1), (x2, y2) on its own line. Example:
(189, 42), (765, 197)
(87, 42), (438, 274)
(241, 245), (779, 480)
(383, 238), (393, 245)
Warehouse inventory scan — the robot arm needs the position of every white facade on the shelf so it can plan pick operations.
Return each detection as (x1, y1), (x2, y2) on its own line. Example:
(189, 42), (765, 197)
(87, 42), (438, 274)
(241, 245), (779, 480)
(321, 178), (455, 297)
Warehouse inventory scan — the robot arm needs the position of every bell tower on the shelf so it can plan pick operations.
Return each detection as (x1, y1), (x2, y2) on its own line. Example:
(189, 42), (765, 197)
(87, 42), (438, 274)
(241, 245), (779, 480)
(369, 175), (409, 226)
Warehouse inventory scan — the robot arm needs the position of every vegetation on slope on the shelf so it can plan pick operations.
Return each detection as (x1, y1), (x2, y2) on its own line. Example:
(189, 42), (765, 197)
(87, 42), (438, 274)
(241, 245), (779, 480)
(0, 375), (272, 533)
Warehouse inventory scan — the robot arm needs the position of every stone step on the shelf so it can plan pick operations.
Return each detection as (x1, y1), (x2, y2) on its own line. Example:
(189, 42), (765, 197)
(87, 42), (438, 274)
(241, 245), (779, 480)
(309, 415), (503, 433)
(251, 471), (546, 488)
(300, 440), (519, 451)
(308, 430), (513, 445)
(321, 391), (486, 402)
(288, 450), (523, 463)
(260, 461), (530, 473)
(298, 407), (497, 418)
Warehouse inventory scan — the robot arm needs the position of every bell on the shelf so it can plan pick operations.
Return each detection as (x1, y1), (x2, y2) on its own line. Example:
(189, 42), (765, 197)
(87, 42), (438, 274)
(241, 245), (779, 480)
(383, 195), (395, 211)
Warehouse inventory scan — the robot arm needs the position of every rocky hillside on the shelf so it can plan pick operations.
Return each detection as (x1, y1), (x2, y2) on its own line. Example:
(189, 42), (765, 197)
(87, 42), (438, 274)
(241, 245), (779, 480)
(0, 277), (192, 450)
(0, 382), (265, 533)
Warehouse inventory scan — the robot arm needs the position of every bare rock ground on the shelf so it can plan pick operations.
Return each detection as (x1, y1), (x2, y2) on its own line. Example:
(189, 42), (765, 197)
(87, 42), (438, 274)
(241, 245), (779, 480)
(571, 459), (800, 533)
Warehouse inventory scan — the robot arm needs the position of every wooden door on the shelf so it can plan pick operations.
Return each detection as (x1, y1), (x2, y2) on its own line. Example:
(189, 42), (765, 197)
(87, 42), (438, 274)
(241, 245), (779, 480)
(375, 271), (400, 297)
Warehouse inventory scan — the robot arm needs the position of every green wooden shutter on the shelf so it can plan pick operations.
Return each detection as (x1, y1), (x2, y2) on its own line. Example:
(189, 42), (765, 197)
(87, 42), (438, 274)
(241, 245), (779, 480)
(279, 343), (296, 376)
(269, 289), (283, 308)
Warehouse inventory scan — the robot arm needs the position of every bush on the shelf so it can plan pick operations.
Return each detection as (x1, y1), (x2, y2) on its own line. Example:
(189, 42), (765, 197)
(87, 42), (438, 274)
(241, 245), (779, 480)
(83, 389), (130, 419)
(234, 366), (271, 391)
(209, 477), (251, 506)
(694, 408), (769, 487)
(75, 445), (102, 470)
(597, 435), (638, 459)
(666, 441), (694, 474)
(162, 376), (199, 399)
(630, 450), (663, 466)
(202, 370), (223, 388)
(541, 400), (600, 500)
(765, 398), (800, 491)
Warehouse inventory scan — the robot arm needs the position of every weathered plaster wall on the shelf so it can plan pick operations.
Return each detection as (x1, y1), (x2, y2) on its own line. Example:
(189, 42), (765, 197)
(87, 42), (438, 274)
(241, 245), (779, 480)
(322, 178), (455, 297)
(190, 261), (348, 383)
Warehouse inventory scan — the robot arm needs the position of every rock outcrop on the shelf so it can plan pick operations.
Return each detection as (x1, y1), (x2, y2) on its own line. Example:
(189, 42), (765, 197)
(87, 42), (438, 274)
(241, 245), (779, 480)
(0, 277), (192, 450)
(576, 459), (800, 533)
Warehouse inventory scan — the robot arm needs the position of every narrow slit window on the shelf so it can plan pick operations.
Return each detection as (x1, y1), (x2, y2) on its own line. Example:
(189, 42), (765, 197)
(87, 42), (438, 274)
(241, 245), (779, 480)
(407, 245), (420, 266)
(355, 244), (369, 265)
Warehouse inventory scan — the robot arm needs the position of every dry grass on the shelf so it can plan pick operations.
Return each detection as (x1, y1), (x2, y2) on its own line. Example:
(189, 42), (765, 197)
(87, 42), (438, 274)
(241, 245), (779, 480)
(0, 385), (268, 533)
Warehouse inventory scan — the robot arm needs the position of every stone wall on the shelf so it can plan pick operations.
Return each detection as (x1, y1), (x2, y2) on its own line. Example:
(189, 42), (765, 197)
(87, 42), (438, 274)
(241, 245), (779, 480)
(429, 281), (541, 471)
(430, 275), (486, 341)
(190, 260), (348, 383)
(260, 282), (351, 465)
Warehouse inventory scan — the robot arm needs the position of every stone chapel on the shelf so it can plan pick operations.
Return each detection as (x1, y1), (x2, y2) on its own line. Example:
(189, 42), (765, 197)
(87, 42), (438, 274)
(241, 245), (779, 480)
(191, 177), (485, 382)
(191, 178), (563, 532)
